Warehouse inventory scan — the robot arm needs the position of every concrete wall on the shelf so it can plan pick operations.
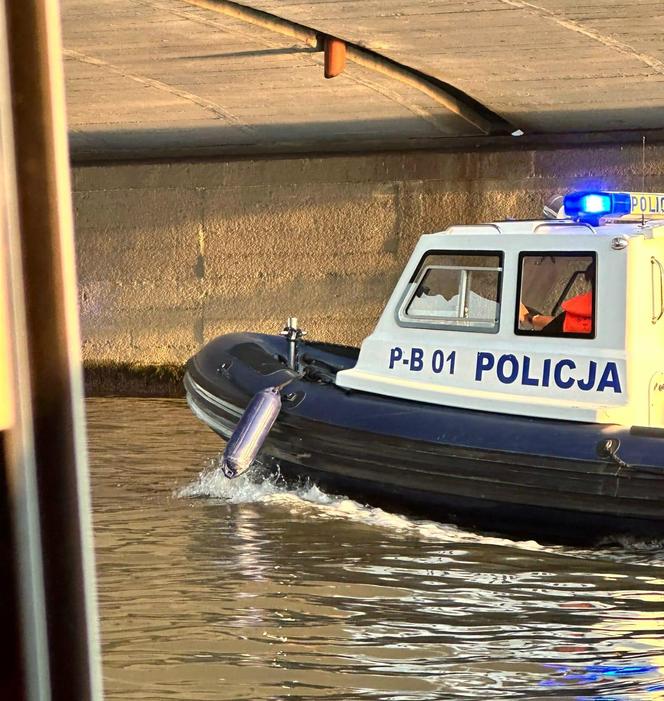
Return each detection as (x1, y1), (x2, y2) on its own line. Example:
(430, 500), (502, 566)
(73, 143), (664, 367)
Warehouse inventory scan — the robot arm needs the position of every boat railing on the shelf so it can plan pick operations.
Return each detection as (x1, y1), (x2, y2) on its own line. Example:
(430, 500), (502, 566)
(446, 223), (503, 235)
(533, 220), (597, 234)
(447, 221), (597, 235)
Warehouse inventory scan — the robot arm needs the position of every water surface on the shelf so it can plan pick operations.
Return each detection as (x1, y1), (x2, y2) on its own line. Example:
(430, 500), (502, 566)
(88, 398), (664, 700)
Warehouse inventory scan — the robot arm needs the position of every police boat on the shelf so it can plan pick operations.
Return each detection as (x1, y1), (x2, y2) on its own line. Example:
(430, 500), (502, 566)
(185, 191), (664, 542)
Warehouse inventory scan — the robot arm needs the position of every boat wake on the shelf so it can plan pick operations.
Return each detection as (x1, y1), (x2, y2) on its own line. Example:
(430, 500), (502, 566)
(178, 455), (664, 568)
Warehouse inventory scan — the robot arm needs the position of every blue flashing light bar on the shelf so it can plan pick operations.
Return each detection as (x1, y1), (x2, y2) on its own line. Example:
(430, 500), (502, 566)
(563, 191), (632, 225)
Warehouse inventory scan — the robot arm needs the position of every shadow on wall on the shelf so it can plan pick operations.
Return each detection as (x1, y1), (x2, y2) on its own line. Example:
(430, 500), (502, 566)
(69, 109), (664, 163)
(68, 114), (483, 162)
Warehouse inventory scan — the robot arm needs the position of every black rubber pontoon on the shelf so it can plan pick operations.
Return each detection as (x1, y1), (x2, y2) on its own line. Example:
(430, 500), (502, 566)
(185, 332), (664, 543)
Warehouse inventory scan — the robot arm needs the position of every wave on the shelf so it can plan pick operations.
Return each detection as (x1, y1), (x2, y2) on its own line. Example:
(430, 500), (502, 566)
(178, 456), (664, 568)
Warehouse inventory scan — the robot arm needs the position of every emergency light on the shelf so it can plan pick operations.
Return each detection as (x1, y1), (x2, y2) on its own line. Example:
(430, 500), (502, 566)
(564, 190), (664, 225)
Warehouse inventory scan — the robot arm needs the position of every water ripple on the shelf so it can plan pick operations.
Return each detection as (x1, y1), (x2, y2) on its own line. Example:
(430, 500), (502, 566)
(88, 398), (664, 701)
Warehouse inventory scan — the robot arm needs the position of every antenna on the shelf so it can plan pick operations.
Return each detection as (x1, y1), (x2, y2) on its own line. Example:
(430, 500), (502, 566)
(642, 135), (646, 226)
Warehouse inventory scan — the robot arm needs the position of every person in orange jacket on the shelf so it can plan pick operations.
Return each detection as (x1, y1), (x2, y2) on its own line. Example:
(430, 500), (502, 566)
(522, 292), (593, 334)
(520, 263), (594, 334)
(523, 292), (593, 334)
(560, 291), (593, 333)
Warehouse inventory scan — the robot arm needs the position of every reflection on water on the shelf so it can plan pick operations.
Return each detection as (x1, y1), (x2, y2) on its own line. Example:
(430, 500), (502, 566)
(88, 398), (664, 700)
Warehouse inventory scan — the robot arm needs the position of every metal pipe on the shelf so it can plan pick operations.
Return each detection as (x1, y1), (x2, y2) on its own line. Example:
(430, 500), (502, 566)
(183, 0), (319, 47)
(288, 316), (297, 370)
(458, 270), (469, 318)
(280, 317), (305, 371)
(3, 0), (103, 698)
(344, 45), (501, 134)
(324, 37), (346, 79)
(180, 0), (512, 135)
(0, 1), (51, 697)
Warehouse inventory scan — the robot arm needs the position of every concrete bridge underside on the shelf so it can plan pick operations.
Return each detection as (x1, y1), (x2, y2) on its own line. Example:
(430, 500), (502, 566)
(64, 0), (664, 156)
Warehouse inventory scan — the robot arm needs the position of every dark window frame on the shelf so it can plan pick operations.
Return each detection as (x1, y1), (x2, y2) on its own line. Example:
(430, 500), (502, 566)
(514, 251), (597, 340)
(396, 249), (504, 334)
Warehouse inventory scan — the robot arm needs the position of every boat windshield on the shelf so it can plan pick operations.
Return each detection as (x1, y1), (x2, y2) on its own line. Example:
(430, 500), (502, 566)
(401, 252), (502, 332)
(516, 252), (595, 338)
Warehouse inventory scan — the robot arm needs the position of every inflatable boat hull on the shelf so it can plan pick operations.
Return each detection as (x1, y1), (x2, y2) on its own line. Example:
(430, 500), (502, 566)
(185, 333), (664, 543)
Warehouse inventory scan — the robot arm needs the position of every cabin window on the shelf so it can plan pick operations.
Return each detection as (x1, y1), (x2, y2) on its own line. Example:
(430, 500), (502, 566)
(400, 252), (502, 332)
(516, 252), (596, 338)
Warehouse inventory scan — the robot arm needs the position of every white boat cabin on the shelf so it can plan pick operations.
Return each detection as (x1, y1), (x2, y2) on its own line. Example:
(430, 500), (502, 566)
(336, 191), (664, 427)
